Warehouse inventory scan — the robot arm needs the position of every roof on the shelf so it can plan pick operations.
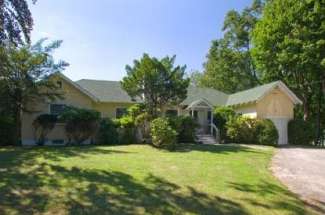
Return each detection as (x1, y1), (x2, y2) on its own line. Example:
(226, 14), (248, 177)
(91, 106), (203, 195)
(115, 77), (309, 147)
(56, 73), (99, 102)
(226, 81), (302, 106)
(56, 73), (301, 107)
(180, 85), (228, 106)
(76, 79), (142, 103)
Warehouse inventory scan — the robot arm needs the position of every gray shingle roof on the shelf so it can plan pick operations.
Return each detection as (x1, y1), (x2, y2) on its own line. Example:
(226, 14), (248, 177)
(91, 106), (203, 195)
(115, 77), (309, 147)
(180, 85), (228, 106)
(76, 79), (141, 103)
(226, 81), (280, 106)
(74, 78), (296, 107)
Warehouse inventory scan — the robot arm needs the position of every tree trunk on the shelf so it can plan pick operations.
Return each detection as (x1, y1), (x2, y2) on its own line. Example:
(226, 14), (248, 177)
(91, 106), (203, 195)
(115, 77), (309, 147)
(14, 104), (22, 145)
(316, 81), (323, 146)
(303, 96), (310, 121)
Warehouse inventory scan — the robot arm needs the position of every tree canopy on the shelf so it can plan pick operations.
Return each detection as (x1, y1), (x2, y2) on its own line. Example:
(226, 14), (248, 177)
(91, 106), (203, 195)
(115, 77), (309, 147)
(199, 0), (264, 93)
(0, 39), (68, 143)
(121, 54), (190, 117)
(0, 0), (36, 45)
(252, 0), (325, 143)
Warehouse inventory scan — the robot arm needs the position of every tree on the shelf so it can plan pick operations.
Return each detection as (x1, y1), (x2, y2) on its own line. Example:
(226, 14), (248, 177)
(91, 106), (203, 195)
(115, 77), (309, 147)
(33, 114), (58, 146)
(60, 107), (100, 145)
(0, 39), (68, 144)
(252, 0), (325, 144)
(0, 0), (36, 45)
(200, 0), (264, 93)
(121, 54), (190, 118)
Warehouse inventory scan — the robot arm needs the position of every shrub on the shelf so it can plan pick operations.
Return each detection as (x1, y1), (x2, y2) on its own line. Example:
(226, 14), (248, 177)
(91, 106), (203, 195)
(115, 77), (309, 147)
(96, 118), (119, 145)
(115, 115), (136, 144)
(288, 119), (314, 145)
(151, 117), (177, 150)
(255, 119), (278, 146)
(0, 116), (15, 146)
(213, 106), (237, 143)
(226, 116), (279, 145)
(169, 116), (198, 143)
(32, 114), (57, 146)
(226, 116), (257, 144)
(60, 107), (100, 145)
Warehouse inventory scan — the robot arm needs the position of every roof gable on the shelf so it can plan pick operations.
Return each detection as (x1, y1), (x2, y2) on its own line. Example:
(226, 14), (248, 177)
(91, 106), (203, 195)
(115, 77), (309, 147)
(55, 73), (99, 102)
(180, 85), (228, 106)
(226, 81), (302, 106)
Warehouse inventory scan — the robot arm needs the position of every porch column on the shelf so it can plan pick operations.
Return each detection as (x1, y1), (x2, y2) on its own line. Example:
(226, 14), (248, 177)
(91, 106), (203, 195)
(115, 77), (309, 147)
(211, 110), (214, 135)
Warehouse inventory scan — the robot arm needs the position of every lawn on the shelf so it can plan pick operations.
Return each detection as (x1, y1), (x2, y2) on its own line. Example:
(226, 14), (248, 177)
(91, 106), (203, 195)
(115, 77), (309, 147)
(0, 144), (312, 215)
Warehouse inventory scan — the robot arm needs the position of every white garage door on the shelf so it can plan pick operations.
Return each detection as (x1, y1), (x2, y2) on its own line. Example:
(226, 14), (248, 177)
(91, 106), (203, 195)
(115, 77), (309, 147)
(269, 118), (290, 145)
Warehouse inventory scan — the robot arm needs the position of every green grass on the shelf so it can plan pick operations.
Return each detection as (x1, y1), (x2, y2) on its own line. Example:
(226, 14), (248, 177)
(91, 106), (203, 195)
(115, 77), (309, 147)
(0, 144), (312, 215)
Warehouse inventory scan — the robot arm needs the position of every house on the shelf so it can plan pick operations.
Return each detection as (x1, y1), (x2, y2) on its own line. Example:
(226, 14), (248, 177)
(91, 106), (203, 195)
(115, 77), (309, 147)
(22, 73), (302, 145)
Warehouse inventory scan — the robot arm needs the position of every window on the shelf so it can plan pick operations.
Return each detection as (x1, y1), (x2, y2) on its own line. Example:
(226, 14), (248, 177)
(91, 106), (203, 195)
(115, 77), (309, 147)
(116, 108), (127, 119)
(50, 104), (66, 115)
(166, 109), (178, 117)
(57, 81), (63, 89)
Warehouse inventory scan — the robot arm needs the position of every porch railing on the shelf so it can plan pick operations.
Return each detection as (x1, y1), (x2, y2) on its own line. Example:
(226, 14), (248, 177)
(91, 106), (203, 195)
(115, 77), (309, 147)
(210, 123), (220, 144)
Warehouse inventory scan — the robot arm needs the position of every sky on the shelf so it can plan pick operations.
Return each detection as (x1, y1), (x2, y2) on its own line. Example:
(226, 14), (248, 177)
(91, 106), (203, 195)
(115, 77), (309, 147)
(30, 0), (252, 81)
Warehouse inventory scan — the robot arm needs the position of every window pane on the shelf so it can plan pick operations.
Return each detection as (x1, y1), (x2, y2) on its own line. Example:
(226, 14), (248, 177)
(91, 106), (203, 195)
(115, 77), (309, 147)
(116, 108), (127, 119)
(50, 104), (66, 115)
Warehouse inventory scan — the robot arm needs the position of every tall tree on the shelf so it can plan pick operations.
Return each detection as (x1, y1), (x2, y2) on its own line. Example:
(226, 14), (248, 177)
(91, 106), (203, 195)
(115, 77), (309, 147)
(121, 54), (190, 117)
(252, 0), (325, 143)
(0, 39), (68, 143)
(0, 0), (36, 45)
(200, 0), (264, 93)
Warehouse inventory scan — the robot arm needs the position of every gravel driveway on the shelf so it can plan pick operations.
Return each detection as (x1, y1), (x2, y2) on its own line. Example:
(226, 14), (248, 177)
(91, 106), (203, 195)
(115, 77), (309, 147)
(271, 146), (325, 214)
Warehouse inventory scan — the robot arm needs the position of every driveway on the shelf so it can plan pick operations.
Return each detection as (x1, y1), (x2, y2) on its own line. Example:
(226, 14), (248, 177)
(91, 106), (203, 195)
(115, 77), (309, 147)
(271, 146), (325, 213)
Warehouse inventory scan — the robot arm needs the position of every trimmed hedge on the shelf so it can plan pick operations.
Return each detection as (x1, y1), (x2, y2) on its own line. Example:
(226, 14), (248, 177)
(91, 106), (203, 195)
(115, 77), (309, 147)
(151, 117), (177, 150)
(213, 106), (237, 143)
(169, 116), (198, 143)
(255, 119), (279, 146)
(288, 119), (314, 145)
(226, 116), (279, 145)
(60, 107), (100, 144)
(96, 118), (119, 145)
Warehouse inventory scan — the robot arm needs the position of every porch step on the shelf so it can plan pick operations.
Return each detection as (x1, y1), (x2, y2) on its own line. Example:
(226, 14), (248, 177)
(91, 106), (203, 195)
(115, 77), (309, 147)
(195, 134), (217, 145)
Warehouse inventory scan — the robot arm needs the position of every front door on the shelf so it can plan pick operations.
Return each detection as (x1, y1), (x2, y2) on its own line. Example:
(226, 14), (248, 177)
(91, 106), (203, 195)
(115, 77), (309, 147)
(196, 110), (209, 133)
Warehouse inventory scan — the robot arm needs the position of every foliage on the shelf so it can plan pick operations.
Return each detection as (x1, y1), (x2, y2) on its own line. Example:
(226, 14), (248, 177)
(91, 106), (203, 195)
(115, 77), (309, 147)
(288, 119), (314, 145)
(226, 116), (257, 144)
(214, 106), (238, 142)
(169, 116), (198, 143)
(0, 116), (15, 146)
(0, 39), (68, 144)
(150, 117), (177, 150)
(226, 116), (278, 145)
(121, 54), (190, 117)
(32, 114), (57, 146)
(60, 107), (100, 145)
(255, 119), (279, 146)
(96, 118), (119, 145)
(199, 0), (264, 93)
(252, 0), (325, 141)
(0, 0), (36, 45)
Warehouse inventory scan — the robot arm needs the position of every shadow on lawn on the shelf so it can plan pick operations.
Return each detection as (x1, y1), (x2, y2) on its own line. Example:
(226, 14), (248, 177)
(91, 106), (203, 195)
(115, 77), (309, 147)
(0, 146), (307, 215)
(174, 143), (266, 155)
(228, 181), (307, 215)
(0, 152), (248, 215)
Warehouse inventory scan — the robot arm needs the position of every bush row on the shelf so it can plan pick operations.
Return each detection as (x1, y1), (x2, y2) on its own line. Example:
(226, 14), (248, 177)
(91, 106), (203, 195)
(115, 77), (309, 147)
(226, 116), (279, 145)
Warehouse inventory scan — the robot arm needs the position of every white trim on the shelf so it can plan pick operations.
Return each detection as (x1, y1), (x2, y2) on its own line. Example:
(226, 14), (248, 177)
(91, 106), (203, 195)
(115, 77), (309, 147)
(55, 73), (100, 102)
(257, 81), (302, 105)
(186, 98), (213, 110)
